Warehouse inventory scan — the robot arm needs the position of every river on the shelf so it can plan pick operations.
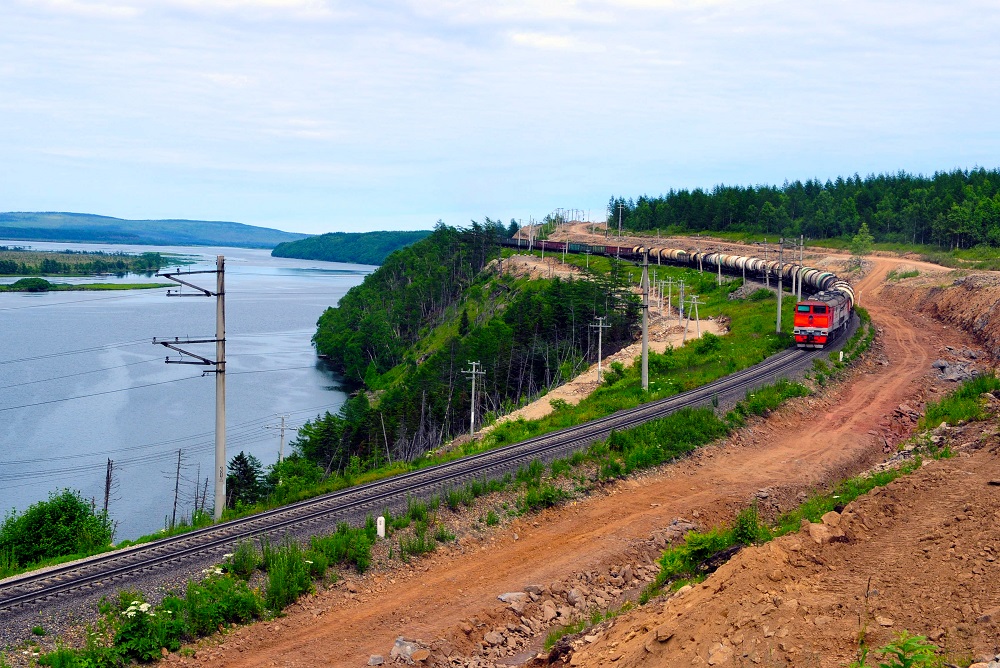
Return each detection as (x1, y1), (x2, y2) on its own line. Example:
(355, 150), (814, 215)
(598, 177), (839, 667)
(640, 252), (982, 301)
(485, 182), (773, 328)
(0, 241), (371, 540)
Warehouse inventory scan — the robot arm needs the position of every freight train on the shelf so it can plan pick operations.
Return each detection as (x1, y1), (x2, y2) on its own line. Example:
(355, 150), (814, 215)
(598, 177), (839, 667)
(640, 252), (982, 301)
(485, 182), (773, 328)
(501, 237), (855, 349)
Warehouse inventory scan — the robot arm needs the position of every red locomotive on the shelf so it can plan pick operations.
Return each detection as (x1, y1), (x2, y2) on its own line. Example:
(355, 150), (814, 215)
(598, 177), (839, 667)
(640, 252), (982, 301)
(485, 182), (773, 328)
(793, 282), (854, 348)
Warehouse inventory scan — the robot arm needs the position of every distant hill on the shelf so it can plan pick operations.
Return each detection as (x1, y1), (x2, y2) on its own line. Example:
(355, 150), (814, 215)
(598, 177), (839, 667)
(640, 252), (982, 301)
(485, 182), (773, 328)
(0, 212), (309, 248)
(271, 230), (432, 266)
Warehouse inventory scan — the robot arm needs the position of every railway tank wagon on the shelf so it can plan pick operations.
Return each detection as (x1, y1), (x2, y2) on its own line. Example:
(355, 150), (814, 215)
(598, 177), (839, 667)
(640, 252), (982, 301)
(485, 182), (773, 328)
(500, 237), (855, 348)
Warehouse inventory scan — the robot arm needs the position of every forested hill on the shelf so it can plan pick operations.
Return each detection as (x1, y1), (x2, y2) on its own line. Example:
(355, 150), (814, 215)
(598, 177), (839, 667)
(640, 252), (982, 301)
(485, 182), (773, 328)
(0, 212), (308, 248)
(301, 221), (637, 468)
(610, 168), (1000, 248)
(271, 230), (432, 265)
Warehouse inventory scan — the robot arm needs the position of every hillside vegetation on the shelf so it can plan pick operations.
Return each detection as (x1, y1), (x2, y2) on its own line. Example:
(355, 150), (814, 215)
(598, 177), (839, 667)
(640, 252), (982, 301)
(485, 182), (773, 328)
(0, 212), (307, 248)
(271, 230), (432, 265)
(305, 222), (638, 468)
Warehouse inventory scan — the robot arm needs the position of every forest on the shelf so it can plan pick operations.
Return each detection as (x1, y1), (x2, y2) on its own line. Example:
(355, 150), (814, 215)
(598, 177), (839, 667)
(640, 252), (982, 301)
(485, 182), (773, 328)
(296, 222), (638, 476)
(609, 168), (1000, 249)
(271, 229), (432, 265)
(0, 248), (163, 275)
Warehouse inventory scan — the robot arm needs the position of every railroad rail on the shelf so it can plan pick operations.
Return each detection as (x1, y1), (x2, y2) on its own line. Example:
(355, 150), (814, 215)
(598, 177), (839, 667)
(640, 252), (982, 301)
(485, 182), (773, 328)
(0, 318), (852, 616)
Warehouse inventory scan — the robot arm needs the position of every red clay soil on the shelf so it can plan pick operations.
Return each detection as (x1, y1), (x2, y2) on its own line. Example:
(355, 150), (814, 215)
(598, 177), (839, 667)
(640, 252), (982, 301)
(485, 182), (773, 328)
(174, 256), (987, 668)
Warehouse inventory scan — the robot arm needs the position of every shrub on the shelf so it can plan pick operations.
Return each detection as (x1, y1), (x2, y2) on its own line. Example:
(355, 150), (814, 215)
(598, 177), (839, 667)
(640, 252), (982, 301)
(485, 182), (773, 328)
(310, 523), (373, 573)
(223, 539), (261, 579)
(0, 489), (113, 567)
(485, 509), (500, 526)
(264, 540), (312, 613)
(399, 522), (435, 558)
(520, 483), (568, 512)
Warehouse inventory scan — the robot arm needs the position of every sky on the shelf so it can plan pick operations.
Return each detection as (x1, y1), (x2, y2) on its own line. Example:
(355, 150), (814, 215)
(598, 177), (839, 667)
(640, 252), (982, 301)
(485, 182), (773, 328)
(1, 1), (998, 235)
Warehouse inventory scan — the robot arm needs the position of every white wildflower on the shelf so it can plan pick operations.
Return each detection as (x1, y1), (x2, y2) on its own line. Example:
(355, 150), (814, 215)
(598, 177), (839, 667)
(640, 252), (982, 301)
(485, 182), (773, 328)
(223, 553), (234, 558)
(304, 560), (313, 564)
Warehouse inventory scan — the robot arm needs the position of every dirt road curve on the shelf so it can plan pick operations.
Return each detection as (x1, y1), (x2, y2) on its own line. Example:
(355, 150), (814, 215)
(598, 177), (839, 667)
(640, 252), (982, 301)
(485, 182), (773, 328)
(186, 253), (979, 668)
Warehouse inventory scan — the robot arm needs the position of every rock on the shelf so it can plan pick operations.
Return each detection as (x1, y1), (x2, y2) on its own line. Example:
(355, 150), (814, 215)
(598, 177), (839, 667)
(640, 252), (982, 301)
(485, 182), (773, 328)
(542, 600), (558, 622)
(622, 565), (634, 583)
(654, 624), (674, 642)
(484, 631), (505, 646)
(524, 584), (545, 595)
(876, 616), (895, 627)
(567, 588), (584, 607)
(410, 649), (430, 663)
(807, 523), (832, 545)
(498, 592), (527, 603)
(932, 359), (949, 369)
(390, 638), (420, 662)
(459, 622), (473, 635)
(368, 656), (385, 666)
(820, 511), (841, 527)
(968, 663), (989, 668)
(707, 642), (733, 665)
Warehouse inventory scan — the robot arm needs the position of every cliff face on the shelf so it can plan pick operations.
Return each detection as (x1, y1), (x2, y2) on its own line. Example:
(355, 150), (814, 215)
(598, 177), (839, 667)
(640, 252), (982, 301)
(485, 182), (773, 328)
(881, 273), (1000, 359)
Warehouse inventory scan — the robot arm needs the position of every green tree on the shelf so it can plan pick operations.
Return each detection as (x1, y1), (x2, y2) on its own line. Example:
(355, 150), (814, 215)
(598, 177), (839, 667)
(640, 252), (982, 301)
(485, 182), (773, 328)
(458, 308), (470, 336)
(0, 489), (113, 566)
(850, 220), (874, 264)
(226, 452), (265, 509)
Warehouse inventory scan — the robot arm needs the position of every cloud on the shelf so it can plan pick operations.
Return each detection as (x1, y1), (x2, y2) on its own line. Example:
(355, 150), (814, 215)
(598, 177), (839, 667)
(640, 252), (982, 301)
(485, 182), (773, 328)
(202, 72), (255, 88)
(21, 0), (140, 18)
(509, 31), (601, 51)
(19, 0), (346, 20)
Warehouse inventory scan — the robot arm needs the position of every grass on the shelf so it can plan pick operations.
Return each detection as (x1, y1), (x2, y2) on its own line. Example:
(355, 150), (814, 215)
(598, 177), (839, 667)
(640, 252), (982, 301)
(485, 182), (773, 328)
(919, 372), (1000, 430)
(885, 268), (920, 281)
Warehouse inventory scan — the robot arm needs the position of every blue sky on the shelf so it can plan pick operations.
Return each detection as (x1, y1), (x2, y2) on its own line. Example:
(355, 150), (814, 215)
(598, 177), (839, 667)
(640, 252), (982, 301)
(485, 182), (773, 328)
(1, 0), (997, 234)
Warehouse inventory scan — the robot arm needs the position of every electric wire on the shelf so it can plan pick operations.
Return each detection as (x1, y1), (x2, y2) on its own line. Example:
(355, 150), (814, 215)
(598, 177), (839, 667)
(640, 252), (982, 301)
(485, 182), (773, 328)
(0, 359), (160, 389)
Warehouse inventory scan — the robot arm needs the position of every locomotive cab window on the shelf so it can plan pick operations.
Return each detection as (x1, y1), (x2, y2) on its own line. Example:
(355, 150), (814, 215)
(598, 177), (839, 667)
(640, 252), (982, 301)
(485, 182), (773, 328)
(796, 305), (810, 313)
(814, 305), (828, 313)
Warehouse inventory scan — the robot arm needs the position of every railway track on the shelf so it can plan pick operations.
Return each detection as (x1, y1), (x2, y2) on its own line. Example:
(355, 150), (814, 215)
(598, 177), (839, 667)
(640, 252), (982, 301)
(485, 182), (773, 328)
(0, 319), (852, 616)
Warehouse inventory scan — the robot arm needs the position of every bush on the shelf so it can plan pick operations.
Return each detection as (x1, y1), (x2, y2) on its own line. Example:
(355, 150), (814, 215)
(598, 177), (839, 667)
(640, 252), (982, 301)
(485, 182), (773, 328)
(264, 540), (312, 613)
(223, 539), (261, 579)
(520, 483), (568, 512)
(310, 523), (373, 573)
(11, 277), (52, 292)
(0, 489), (113, 567)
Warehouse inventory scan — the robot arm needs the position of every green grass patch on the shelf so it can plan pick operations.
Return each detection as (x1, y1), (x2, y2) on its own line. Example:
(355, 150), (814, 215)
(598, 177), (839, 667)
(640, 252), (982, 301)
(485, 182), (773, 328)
(920, 372), (1000, 430)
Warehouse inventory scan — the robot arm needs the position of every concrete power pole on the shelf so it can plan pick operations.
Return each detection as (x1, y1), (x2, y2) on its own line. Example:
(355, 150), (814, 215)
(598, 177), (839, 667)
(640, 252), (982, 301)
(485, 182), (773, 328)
(590, 316), (611, 382)
(776, 239), (784, 334)
(799, 234), (804, 300)
(264, 414), (297, 463)
(463, 361), (485, 437)
(153, 255), (227, 520)
(641, 249), (649, 392)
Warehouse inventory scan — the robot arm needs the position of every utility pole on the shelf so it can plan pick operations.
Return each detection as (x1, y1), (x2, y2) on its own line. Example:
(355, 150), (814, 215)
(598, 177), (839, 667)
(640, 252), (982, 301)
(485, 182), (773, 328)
(678, 280), (685, 326)
(171, 449), (182, 531)
(799, 234), (804, 300)
(462, 361), (485, 437)
(665, 277), (674, 317)
(102, 458), (114, 515)
(763, 239), (770, 289)
(776, 239), (784, 334)
(264, 414), (297, 463)
(590, 316), (611, 382)
(641, 249), (649, 392)
(153, 256), (226, 520)
(618, 203), (624, 240)
(682, 295), (704, 343)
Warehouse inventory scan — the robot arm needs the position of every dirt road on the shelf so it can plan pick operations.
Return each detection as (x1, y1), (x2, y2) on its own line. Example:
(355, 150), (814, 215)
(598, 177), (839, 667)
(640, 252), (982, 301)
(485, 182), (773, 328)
(175, 250), (983, 668)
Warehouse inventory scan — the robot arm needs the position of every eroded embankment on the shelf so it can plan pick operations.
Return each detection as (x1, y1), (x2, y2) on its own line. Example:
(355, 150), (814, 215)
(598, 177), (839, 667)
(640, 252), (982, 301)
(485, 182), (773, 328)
(881, 273), (1000, 358)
